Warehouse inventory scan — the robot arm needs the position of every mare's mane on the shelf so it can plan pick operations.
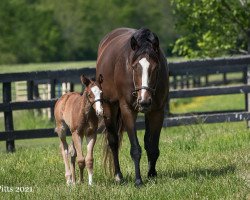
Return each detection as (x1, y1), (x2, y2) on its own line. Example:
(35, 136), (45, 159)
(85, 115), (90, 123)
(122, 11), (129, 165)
(131, 28), (160, 63)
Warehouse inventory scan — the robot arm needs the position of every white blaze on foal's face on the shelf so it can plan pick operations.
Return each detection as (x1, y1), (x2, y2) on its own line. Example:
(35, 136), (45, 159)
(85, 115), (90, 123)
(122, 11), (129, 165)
(90, 86), (103, 116)
(139, 57), (150, 100)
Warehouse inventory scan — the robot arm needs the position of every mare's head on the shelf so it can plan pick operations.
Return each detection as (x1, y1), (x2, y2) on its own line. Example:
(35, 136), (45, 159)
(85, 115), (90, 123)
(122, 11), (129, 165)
(81, 74), (104, 116)
(130, 28), (160, 113)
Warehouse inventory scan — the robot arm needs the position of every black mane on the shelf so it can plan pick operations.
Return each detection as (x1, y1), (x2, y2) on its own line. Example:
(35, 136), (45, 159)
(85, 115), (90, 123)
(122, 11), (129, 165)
(131, 28), (159, 62)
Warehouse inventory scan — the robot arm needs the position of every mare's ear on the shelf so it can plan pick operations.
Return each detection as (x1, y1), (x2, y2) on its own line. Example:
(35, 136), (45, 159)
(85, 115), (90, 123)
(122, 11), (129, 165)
(131, 36), (138, 51)
(80, 74), (90, 86)
(98, 74), (104, 85)
(152, 33), (159, 51)
(98, 74), (104, 90)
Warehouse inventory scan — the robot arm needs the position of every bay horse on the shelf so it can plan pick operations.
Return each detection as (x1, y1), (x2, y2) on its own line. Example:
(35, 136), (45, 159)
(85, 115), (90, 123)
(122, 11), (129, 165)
(96, 28), (169, 186)
(54, 74), (103, 185)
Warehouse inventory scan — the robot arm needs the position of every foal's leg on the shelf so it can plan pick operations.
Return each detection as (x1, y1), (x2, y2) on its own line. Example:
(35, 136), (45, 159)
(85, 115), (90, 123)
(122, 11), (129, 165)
(144, 109), (164, 177)
(71, 131), (85, 183)
(85, 132), (97, 185)
(55, 124), (72, 185)
(69, 141), (76, 184)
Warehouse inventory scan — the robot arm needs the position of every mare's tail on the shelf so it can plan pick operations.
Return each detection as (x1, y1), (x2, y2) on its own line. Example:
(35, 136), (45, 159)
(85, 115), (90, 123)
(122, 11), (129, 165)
(102, 109), (124, 175)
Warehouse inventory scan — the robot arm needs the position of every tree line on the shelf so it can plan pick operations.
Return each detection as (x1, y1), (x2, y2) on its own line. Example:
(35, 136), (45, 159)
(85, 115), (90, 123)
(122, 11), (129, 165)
(0, 0), (175, 64)
(0, 0), (249, 64)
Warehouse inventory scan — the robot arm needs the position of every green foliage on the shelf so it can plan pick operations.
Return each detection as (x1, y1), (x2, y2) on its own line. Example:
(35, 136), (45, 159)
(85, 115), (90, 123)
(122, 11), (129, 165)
(171, 0), (250, 57)
(0, 0), (63, 64)
(0, 0), (176, 64)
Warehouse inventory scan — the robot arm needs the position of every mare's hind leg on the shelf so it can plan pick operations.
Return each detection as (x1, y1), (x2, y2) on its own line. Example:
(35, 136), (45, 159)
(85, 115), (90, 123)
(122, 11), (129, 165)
(71, 131), (85, 183)
(144, 109), (165, 177)
(69, 141), (77, 184)
(55, 124), (72, 185)
(85, 132), (97, 185)
(103, 104), (123, 182)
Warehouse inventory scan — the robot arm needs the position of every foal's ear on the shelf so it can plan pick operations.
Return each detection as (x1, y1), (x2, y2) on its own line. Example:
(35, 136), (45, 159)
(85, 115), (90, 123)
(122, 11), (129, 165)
(80, 74), (90, 86)
(131, 36), (139, 51)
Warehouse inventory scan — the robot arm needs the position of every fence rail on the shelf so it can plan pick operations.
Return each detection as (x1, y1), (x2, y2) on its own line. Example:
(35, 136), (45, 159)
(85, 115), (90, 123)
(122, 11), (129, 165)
(1, 55), (250, 152)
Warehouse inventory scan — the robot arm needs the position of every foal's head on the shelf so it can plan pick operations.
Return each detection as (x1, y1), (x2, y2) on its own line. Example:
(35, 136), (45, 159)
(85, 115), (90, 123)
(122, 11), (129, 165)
(130, 28), (160, 113)
(81, 74), (104, 116)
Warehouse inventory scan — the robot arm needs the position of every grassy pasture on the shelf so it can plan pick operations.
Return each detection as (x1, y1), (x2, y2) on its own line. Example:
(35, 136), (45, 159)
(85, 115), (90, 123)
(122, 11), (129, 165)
(0, 60), (249, 199)
(0, 94), (249, 199)
(0, 122), (249, 199)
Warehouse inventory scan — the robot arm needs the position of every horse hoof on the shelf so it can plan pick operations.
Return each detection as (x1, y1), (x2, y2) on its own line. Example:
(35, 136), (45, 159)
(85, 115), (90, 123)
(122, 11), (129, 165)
(148, 170), (157, 178)
(77, 180), (83, 184)
(66, 179), (73, 186)
(134, 179), (143, 187)
(115, 172), (124, 183)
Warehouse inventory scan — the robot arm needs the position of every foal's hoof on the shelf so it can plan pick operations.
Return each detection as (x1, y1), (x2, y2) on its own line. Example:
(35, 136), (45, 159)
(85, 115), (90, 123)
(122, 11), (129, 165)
(66, 179), (75, 186)
(115, 172), (124, 183)
(77, 180), (83, 185)
(134, 179), (143, 187)
(148, 170), (157, 178)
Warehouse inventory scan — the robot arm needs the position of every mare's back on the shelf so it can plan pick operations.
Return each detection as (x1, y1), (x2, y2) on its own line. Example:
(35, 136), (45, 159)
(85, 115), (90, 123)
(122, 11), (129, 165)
(96, 28), (135, 101)
(97, 28), (135, 66)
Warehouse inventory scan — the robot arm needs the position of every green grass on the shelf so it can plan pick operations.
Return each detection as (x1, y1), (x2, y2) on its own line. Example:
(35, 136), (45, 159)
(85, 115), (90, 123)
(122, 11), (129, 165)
(0, 57), (187, 74)
(0, 122), (249, 199)
(0, 61), (96, 74)
(0, 59), (249, 199)
(171, 94), (245, 114)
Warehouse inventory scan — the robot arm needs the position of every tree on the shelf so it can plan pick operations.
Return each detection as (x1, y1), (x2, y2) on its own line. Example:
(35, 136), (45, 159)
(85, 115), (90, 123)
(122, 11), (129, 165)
(171, 0), (250, 57)
(0, 0), (62, 64)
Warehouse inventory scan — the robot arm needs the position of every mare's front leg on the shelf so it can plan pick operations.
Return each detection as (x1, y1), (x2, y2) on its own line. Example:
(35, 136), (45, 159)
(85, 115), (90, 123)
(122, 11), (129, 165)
(103, 103), (123, 182)
(120, 102), (142, 186)
(85, 131), (97, 185)
(144, 109), (165, 177)
(72, 131), (85, 183)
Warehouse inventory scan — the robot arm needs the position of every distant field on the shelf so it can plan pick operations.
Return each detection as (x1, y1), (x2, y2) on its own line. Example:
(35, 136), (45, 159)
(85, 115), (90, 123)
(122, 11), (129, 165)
(0, 57), (188, 74)
(0, 61), (96, 74)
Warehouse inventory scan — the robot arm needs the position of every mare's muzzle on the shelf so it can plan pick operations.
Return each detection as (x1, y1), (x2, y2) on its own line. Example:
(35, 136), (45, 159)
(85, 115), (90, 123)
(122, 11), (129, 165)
(133, 86), (154, 113)
(138, 97), (152, 113)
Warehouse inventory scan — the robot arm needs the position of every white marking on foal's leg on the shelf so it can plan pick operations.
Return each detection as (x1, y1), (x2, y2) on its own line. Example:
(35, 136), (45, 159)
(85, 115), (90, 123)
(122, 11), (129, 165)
(88, 173), (93, 186)
(86, 135), (96, 186)
(139, 57), (150, 101)
(91, 86), (103, 115)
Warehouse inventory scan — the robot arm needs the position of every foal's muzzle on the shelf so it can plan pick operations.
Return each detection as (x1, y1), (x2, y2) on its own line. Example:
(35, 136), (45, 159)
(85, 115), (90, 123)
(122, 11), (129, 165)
(91, 99), (104, 117)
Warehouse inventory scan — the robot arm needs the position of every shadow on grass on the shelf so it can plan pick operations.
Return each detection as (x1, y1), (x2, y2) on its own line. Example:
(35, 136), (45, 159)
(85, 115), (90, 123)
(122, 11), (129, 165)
(161, 165), (236, 179)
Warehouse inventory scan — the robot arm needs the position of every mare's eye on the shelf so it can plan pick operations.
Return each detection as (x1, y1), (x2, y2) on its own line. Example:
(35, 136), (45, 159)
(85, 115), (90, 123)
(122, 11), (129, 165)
(132, 64), (138, 70)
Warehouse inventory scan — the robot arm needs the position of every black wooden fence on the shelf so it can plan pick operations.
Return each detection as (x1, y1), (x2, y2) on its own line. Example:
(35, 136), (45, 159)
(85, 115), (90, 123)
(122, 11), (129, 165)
(1, 55), (250, 152)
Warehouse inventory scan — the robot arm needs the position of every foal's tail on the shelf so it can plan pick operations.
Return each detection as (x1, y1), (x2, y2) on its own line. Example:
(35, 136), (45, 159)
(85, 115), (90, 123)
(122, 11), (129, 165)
(102, 109), (124, 175)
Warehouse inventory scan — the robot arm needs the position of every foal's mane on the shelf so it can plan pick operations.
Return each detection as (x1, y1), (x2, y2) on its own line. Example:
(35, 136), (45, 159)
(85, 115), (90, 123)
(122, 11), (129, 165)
(131, 28), (160, 63)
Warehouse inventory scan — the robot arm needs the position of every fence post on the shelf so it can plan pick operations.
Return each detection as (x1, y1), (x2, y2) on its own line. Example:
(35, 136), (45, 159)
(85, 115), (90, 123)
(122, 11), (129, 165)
(27, 80), (34, 100)
(70, 82), (74, 92)
(173, 75), (177, 89)
(3, 82), (15, 152)
(244, 66), (250, 128)
(223, 73), (227, 85)
(50, 79), (56, 120)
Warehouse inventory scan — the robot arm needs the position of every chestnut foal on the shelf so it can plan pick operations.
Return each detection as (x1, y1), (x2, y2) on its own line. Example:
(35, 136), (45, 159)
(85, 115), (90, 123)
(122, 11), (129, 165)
(54, 74), (103, 185)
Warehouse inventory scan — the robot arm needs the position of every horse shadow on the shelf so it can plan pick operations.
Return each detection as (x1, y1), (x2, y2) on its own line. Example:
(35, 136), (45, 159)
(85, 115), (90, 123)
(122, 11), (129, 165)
(159, 165), (236, 180)
(105, 165), (236, 186)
